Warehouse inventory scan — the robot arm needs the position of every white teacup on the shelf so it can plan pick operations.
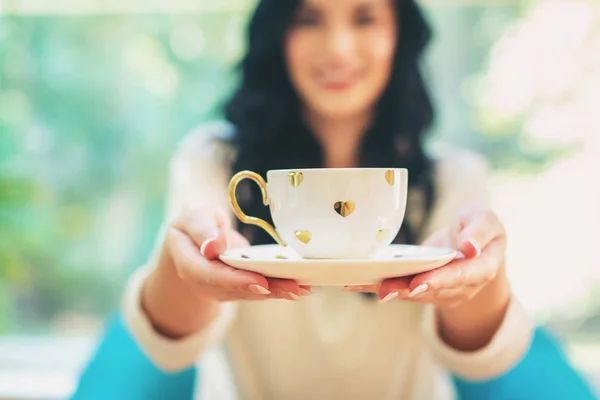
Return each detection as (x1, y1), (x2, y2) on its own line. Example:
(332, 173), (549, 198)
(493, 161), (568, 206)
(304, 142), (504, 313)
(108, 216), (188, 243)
(228, 168), (408, 259)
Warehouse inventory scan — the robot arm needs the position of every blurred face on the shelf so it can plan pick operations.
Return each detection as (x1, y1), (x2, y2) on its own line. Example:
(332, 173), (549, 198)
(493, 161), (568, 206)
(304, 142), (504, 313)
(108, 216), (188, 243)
(285, 0), (397, 120)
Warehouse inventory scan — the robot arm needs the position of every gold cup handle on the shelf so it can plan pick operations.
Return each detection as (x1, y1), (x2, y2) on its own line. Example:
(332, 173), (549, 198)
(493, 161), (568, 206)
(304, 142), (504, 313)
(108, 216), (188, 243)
(228, 171), (286, 247)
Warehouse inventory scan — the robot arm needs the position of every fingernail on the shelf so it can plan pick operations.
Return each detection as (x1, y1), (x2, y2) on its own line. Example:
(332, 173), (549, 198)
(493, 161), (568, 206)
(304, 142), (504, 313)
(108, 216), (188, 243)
(379, 291), (399, 303)
(468, 239), (481, 257)
(299, 288), (312, 296)
(408, 284), (428, 298)
(249, 284), (271, 295)
(200, 237), (217, 257)
(288, 292), (302, 301)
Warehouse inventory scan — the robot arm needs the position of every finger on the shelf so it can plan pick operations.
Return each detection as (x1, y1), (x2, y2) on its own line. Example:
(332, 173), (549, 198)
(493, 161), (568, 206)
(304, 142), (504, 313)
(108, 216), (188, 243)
(455, 208), (505, 258)
(200, 229), (228, 260)
(267, 278), (311, 300)
(404, 285), (478, 303)
(407, 238), (505, 295)
(343, 285), (379, 293)
(378, 277), (412, 302)
(168, 227), (271, 294)
(221, 231), (309, 299)
(173, 205), (230, 250)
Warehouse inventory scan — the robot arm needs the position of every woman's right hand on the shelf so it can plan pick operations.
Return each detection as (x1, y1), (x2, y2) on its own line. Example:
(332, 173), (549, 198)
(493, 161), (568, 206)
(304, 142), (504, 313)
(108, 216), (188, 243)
(142, 204), (310, 338)
(163, 204), (310, 302)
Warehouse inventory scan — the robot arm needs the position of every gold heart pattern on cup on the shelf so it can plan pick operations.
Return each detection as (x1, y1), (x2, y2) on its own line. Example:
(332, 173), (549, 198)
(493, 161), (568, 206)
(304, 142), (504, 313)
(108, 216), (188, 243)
(288, 171), (303, 188)
(276, 170), (398, 249)
(289, 170), (394, 188)
(385, 170), (395, 186)
(334, 201), (355, 217)
(295, 230), (312, 244)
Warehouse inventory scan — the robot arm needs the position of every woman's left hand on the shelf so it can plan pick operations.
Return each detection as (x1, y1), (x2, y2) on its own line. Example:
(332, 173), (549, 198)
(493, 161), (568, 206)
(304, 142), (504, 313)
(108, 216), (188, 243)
(346, 205), (508, 307)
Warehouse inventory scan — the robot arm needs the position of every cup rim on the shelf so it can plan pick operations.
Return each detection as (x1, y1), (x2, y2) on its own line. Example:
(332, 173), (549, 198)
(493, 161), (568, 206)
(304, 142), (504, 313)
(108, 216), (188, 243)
(267, 167), (408, 173)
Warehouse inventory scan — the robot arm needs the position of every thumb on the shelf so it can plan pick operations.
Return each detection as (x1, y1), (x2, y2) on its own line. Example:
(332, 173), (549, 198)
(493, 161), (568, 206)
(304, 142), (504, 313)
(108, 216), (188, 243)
(454, 209), (504, 259)
(200, 229), (227, 260)
(172, 206), (229, 260)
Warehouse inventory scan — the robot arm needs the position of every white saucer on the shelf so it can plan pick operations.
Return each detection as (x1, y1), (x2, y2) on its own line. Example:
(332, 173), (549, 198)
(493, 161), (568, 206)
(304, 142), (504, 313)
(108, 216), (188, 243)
(219, 244), (457, 286)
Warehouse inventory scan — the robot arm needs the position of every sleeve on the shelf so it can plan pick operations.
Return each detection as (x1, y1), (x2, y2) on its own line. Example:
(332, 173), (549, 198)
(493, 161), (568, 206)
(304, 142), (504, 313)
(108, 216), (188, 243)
(122, 122), (239, 372)
(122, 265), (237, 372)
(421, 296), (534, 381)
(419, 147), (535, 382)
(451, 326), (598, 400)
(71, 314), (197, 400)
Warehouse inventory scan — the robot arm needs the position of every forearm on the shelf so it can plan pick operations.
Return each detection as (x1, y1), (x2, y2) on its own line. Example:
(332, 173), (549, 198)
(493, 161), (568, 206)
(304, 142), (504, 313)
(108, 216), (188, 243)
(142, 247), (220, 338)
(430, 265), (596, 399)
(436, 263), (511, 351)
(125, 250), (236, 372)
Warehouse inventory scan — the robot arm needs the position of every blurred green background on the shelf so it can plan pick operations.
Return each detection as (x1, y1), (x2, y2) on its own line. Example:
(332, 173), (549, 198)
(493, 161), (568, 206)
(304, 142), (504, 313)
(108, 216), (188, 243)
(1, 0), (599, 384)
(1, 10), (243, 334)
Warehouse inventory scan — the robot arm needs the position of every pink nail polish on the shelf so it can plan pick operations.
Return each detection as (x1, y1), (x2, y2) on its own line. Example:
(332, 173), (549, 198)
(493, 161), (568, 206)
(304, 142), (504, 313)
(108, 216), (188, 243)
(379, 292), (399, 303)
(200, 237), (217, 257)
(249, 284), (271, 295)
(408, 284), (428, 298)
(468, 239), (481, 257)
(288, 292), (302, 301)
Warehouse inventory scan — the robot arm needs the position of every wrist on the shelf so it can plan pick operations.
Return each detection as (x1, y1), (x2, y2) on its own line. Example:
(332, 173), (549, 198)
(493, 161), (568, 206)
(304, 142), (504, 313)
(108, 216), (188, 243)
(141, 247), (220, 339)
(436, 264), (511, 351)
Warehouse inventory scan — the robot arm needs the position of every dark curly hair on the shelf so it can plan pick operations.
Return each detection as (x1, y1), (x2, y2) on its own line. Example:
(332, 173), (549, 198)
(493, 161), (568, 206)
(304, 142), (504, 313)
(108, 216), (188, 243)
(224, 0), (436, 248)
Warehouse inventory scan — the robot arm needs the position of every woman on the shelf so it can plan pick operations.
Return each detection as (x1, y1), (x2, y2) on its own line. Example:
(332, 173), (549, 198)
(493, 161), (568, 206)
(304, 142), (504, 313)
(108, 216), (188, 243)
(73, 0), (597, 399)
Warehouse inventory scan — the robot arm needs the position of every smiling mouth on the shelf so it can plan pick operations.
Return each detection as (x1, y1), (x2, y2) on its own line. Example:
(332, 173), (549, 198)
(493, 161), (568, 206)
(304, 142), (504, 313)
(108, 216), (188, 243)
(316, 71), (361, 91)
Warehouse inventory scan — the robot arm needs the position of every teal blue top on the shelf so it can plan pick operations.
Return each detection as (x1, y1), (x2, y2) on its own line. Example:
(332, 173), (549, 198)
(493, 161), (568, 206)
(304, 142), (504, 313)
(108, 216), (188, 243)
(71, 313), (598, 400)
